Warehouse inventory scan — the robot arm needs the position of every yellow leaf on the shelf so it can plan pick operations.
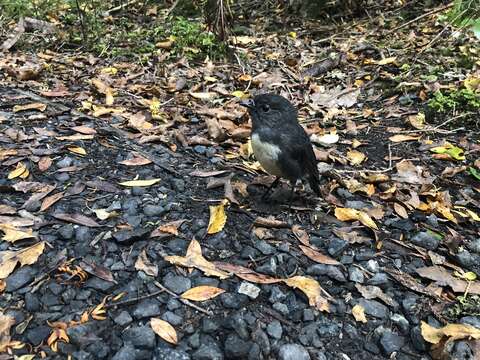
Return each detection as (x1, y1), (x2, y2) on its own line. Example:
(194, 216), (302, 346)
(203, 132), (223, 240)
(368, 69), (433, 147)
(388, 134), (421, 143)
(346, 150), (366, 166)
(180, 286), (226, 301)
(101, 67), (118, 75)
(68, 146), (87, 156)
(8, 162), (28, 179)
(207, 199), (228, 234)
(408, 113), (425, 129)
(352, 304), (367, 323)
(283, 276), (329, 312)
(91, 79), (115, 105)
(13, 102), (47, 112)
(164, 239), (230, 279)
(0, 224), (35, 243)
(94, 208), (117, 220)
(231, 91), (249, 99)
(430, 142), (465, 161)
(288, 31), (297, 38)
(421, 321), (480, 344)
(334, 208), (378, 230)
(189, 92), (217, 100)
(119, 178), (161, 187)
(150, 318), (177, 345)
(0, 242), (45, 279)
(377, 56), (397, 65)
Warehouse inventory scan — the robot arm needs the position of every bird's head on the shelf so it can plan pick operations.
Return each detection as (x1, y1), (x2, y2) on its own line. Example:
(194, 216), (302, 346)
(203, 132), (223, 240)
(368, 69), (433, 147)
(241, 93), (297, 128)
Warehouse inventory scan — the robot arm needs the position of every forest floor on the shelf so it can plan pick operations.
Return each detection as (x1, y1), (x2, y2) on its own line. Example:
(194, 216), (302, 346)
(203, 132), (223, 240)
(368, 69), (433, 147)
(1, 3), (480, 360)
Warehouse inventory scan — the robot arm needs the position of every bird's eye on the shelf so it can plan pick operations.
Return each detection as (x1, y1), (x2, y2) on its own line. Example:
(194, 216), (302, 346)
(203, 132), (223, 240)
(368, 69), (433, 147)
(262, 104), (270, 112)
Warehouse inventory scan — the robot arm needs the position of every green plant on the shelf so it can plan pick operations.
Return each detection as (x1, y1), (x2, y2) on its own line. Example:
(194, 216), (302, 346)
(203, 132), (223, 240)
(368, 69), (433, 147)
(428, 88), (480, 113)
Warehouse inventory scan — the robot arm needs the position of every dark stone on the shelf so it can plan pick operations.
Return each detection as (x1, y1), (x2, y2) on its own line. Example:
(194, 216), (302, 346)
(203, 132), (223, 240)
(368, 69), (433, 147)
(306, 264), (346, 283)
(192, 343), (224, 360)
(114, 311), (133, 326)
(133, 300), (161, 319)
(113, 228), (149, 245)
(220, 293), (249, 309)
(58, 224), (75, 240)
(202, 318), (220, 333)
(357, 299), (389, 319)
(85, 277), (116, 292)
(112, 345), (137, 360)
(26, 325), (51, 345)
(410, 231), (439, 250)
(255, 240), (275, 255)
(379, 331), (405, 355)
(67, 324), (101, 346)
(25, 292), (40, 311)
(410, 326), (427, 352)
(224, 334), (251, 359)
(266, 320), (282, 339)
(163, 273), (191, 294)
(154, 348), (191, 360)
(123, 325), (156, 349)
(252, 328), (270, 355)
(143, 205), (166, 217)
(348, 267), (364, 283)
(367, 273), (389, 286)
(327, 238), (348, 257)
(75, 226), (91, 242)
(161, 311), (183, 326)
(6, 266), (36, 291)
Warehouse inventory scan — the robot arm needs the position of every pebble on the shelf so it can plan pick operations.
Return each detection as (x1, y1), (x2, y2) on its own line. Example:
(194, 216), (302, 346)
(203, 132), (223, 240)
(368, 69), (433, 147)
(266, 320), (283, 339)
(112, 345), (137, 360)
(303, 309), (315, 321)
(368, 273), (389, 286)
(114, 311), (133, 326)
(123, 325), (156, 348)
(255, 240), (275, 255)
(224, 334), (251, 359)
(26, 325), (51, 345)
(202, 318), (220, 333)
(143, 204), (166, 217)
(272, 302), (289, 315)
(306, 264), (347, 283)
(467, 239), (480, 254)
(348, 267), (365, 283)
(238, 282), (260, 299)
(328, 238), (348, 257)
(85, 277), (116, 292)
(410, 231), (439, 250)
(112, 228), (149, 245)
(154, 348), (191, 360)
(133, 299), (161, 319)
(57, 157), (73, 168)
(58, 224), (75, 240)
(379, 331), (405, 355)
(357, 299), (389, 319)
(163, 273), (191, 294)
(220, 293), (249, 309)
(6, 266), (36, 292)
(161, 311), (183, 326)
(192, 343), (224, 360)
(278, 344), (311, 360)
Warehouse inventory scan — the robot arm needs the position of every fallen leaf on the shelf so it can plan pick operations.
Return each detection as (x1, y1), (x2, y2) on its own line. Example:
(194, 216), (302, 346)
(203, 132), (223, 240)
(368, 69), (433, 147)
(119, 178), (161, 187)
(430, 142), (465, 161)
(189, 92), (217, 101)
(38, 157), (52, 172)
(253, 216), (289, 228)
(53, 213), (101, 227)
(207, 199), (228, 234)
(291, 225), (311, 246)
(334, 208), (378, 230)
(68, 146), (87, 156)
(442, 166), (467, 178)
(0, 224), (35, 243)
(408, 113), (425, 129)
(352, 304), (367, 323)
(150, 318), (177, 345)
(40, 192), (64, 212)
(8, 162), (28, 180)
(135, 250), (158, 277)
(180, 286), (225, 301)
(299, 245), (341, 265)
(92, 78), (114, 105)
(151, 220), (186, 238)
(392, 160), (433, 185)
(421, 321), (480, 344)
(214, 262), (281, 284)
(13, 102), (47, 112)
(393, 202), (408, 219)
(355, 284), (398, 307)
(310, 133), (339, 147)
(164, 239), (230, 279)
(0, 242), (45, 279)
(347, 150), (366, 165)
(416, 266), (480, 294)
(93, 208), (117, 220)
(119, 155), (152, 166)
(71, 125), (97, 135)
(283, 276), (330, 312)
(389, 134), (421, 143)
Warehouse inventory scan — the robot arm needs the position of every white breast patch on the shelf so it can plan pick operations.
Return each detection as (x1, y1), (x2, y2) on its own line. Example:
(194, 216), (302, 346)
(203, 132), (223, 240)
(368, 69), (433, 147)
(251, 133), (283, 176)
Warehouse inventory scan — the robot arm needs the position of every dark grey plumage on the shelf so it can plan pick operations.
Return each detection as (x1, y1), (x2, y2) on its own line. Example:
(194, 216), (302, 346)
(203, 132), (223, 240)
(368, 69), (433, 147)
(241, 93), (320, 199)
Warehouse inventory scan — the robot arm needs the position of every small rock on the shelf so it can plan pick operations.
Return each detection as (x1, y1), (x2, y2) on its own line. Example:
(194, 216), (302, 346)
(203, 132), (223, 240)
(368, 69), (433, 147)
(133, 299), (161, 319)
(307, 264), (346, 283)
(328, 238), (348, 257)
(163, 273), (191, 294)
(272, 302), (289, 315)
(112, 345), (137, 360)
(366, 260), (379, 273)
(57, 157), (73, 168)
(224, 334), (251, 359)
(267, 320), (283, 339)
(456, 250), (476, 268)
(348, 267), (365, 283)
(155, 348), (191, 360)
(55, 173), (70, 182)
(75, 226), (91, 242)
(67, 324), (101, 346)
(467, 239), (480, 254)
(379, 331), (405, 355)
(26, 326), (51, 345)
(391, 313), (410, 334)
(358, 299), (389, 319)
(113, 228), (149, 245)
(460, 316), (480, 329)
(123, 325), (156, 349)
(367, 273), (389, 286)
(114, 311), (133, 326)
(269, 286), (287, 303)
(202, 318), (220, 333)
(255, 240), (275, 255)
(410, 326), (427, 352)
(303, 309), (315, 321)
(85, 277), (116, 292)
(192, 343), (224, 360)
(58, 224), (75, 240)
(221, 293), (249, 309)
(278, 344), (311, 360)
(25, 292), (40, 312)
(194, 145), (207, 154)
(161, 311), (183, 326)
(410, 231), (439, 250)
(238, 282), (260, 299)
(6, 266), (36, 292)
(143, 205), (166, 217)
(171, 179), (186, 192)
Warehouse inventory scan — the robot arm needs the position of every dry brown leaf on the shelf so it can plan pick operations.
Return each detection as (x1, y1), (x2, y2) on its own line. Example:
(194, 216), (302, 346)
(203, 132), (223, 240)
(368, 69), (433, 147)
(150, 318), (177, 345)
(164, 239), (230, 279)
(352, 304), (367, 323)
(347, 150), (366, 166)
(119, 155), (152, 166)
(189, 92), (217, 101)
(393, 202), (408, 219)
(0, 205), (15, 215)
(299, 245), (341, 265)
(214, 262), (281, 284)
(253, 216), (289, 228)
(135, 249), (158, 277)
(52, 213), (101, 227)
(334, 208), (378, 230)
(416, 266), (480, 294)
(392, 160), (433, 185)
(68, 146), (87, 156)
(421, 321), (480, 344)
(207, 200), (228, 234)
(180, 286), (225, 301)
(91, 78), (114, 105)
(71, 125), (97, 135)
(355, 284), (398, 307)
(283, 276), (330, 312)
(291, 225), (311, 246)
(388, 134), (421, 143)
(40, 191), (64, 212)
(151, 220), (186, 238)
(38, 157), (52, 172)
(0, 242), (45, 279)
(13, 102), (47, 112)
(0, 224), (35, 243)
(441, 166), (467, 178)
(408, 113), (425, 129)
(119, 178), (161, 187)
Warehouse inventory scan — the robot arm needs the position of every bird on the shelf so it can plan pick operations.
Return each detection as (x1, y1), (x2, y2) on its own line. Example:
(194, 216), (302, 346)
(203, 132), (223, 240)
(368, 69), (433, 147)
(241, 93), (320, 204)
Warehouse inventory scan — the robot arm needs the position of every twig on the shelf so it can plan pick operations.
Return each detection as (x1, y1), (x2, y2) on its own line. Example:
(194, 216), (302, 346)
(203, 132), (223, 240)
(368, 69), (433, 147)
(102, 0), (139, 17)
(398, 113), (472, 133)
(154, 281), (213, 316)
(386, 3), (453, 34)
(104, 289), (165, 309)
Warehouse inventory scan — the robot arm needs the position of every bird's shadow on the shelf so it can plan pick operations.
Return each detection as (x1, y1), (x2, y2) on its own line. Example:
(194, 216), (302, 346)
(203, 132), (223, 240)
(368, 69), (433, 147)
(247, 184), (316, 214)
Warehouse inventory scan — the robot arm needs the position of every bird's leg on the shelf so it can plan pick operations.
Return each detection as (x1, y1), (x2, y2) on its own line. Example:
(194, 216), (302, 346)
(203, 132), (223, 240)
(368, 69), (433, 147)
(288, 181), (296, 210)
(262, 177), (280, 200)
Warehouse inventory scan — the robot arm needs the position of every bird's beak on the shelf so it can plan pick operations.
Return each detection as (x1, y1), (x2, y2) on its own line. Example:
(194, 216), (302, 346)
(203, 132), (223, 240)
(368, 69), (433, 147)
(240, 98), (255, 109)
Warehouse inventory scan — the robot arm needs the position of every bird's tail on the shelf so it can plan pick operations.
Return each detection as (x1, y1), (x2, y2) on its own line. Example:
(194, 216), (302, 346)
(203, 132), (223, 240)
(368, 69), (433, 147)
(308, 175), (321, 196)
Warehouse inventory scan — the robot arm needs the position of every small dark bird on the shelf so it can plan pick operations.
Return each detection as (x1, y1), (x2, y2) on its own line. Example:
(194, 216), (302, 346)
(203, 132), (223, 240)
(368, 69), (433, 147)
(241, 93), (320, 203)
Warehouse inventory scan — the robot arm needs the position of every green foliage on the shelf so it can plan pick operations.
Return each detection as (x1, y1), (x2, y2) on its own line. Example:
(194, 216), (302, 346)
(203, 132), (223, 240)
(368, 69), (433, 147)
(445, 294), (480, 320)
(448, 0), (480, 26)
(428, 88), (480, 113)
